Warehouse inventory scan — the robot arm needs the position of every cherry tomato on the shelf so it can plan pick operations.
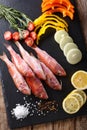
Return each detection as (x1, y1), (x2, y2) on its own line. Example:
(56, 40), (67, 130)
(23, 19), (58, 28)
(12, 32), (20, 41)
(27, 22), (35, 31)
(25, 37), (34, 47)
(4, 31), (12, 41)
(21, 30), (29, 39)
(30, 31), (37, 40)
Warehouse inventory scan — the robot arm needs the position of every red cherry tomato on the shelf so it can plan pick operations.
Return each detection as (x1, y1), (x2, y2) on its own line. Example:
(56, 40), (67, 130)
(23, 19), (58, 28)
(25, 37), (34, 47)
(21, 30), (29, 39)
(4, 31), (12, 41)
(12, 32), (20, 41)
(27, 22), (35, 31)
(30, 31), (37, 40)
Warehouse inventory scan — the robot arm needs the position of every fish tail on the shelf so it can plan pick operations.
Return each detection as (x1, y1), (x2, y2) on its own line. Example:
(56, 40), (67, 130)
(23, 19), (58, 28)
(0, 52), (7, 61)
(4, 43), (12, 52)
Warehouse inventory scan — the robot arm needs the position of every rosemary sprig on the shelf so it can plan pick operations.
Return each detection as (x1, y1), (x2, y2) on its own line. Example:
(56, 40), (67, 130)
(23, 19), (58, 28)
(0, 4), (32, 36)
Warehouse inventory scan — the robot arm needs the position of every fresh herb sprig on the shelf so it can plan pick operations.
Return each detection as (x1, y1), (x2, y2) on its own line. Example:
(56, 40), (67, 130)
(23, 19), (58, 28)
(0, 4), (32, 38)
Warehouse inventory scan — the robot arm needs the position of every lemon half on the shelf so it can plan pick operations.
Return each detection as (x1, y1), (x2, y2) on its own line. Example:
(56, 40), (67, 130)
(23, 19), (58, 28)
(71, 70), (87, 90)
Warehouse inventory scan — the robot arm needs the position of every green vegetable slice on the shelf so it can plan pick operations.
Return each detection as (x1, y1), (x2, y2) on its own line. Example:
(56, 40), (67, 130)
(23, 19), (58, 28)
(66, 48), (82, 64)
(59, 35), (73, 50)
(54, 30), (68, 43)
(63, 42), (78, 56)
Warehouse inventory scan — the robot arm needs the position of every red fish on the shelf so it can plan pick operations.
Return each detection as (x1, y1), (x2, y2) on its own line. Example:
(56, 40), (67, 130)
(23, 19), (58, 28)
(33, 46), (66, 76)
(5, 44), (35, 77)
(25, 76), (48, 99)
(15, 41), (46, 80)
(41, 62), (62, 90)
(0, 53), (31, 95)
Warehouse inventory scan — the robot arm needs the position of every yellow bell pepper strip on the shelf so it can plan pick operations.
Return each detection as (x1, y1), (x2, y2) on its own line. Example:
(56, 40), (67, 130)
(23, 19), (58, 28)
(34, 12), (68, 27)
(36, 22), (68, 44)
(34, 17), (68, 33)
(34, 15), (67, 33)
(34, 13), (68, 44)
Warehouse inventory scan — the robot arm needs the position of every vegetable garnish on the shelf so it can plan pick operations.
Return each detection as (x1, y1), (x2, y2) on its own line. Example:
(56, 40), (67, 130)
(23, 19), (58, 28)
(34, 13), (68, 44)
(0, 4), (32, 38)
(41, 0), (75, 20)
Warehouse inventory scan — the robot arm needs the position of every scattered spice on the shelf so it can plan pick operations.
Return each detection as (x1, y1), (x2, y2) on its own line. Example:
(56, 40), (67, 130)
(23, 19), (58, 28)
(38, 100), (58, 111)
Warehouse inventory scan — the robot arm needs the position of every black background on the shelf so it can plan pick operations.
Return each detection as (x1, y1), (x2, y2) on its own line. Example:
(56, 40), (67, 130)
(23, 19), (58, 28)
(0, 0), (87, 129)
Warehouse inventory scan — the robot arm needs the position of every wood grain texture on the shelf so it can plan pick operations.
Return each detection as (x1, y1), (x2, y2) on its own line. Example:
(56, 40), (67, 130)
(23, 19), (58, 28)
(0, 0), (87, 130)
(76, 0), (87, 47)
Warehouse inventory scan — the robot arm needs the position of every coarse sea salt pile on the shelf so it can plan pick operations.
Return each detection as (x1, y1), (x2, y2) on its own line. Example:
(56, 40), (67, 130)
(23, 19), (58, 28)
(11, 104), (29, 120)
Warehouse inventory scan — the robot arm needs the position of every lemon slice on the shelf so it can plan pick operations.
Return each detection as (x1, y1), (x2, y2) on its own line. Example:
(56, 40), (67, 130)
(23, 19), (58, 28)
(63, 42), (78, 56)
(62, 89), (87, 114)
(71, 70), (87, 90)
(62, 96), (80, 114)
(59, 35), (73, 50)
(54, 30), (68, 43)
(68, 92), (83, 107)
(66, 48), (82, 64)
(71, 89), (87, 104)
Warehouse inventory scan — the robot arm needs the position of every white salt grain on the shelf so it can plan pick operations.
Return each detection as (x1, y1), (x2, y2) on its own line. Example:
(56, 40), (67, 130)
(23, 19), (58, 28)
(12, 104), (29, 120)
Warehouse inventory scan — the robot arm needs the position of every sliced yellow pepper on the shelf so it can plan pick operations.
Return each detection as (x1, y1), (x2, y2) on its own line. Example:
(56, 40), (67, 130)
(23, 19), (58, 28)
(36, 24), (66, 44)
(34, 13), (68, 44)
(34, 13), (68, 27)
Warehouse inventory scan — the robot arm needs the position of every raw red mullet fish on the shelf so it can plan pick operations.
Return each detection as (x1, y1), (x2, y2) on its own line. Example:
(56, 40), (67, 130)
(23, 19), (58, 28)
(30, 52), (62, 90)
(5, 44), (35, 77)
(15, 41), (46, 80)
(0, 52), (31, 95)
(25, 76), (48, 99)
(32, 46), (66, 76)
(41, 62), (62, 90)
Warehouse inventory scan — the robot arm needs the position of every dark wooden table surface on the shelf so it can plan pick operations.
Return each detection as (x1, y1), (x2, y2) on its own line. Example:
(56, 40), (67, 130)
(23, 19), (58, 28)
(0, 0), (87, 130)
